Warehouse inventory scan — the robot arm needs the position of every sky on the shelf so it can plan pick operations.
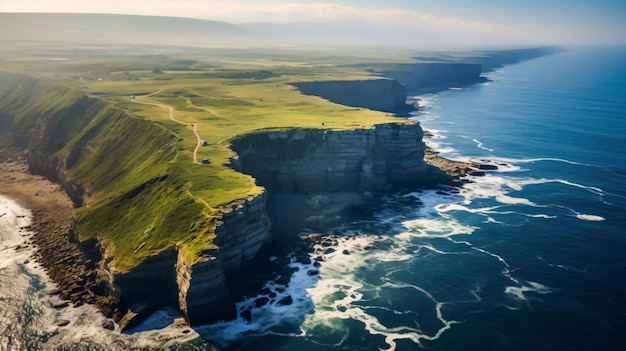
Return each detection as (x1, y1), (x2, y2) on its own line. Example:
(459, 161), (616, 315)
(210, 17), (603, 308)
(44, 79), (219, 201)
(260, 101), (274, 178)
(2, 0), (625, 45)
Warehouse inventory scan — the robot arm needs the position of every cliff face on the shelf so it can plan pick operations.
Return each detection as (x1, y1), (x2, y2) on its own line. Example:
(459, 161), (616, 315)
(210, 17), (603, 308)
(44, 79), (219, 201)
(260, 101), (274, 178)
(230, 123), (449, 193)
(0, 72), (446, 330)
(291, 79), (410, 114)
(178, 192), (271, 325)
(376, 63), (484, 94)
(0, 73), (272, 328)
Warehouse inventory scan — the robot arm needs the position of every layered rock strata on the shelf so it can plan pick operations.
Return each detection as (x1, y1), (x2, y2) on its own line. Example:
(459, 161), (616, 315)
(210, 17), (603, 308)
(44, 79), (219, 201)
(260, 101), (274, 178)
(177, 192), (271, 325)
(230, 123), (450, 194)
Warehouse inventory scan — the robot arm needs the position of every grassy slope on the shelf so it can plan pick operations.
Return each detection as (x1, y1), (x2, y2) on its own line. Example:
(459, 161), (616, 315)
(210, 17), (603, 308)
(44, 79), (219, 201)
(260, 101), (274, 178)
(0, 48), (407, 272)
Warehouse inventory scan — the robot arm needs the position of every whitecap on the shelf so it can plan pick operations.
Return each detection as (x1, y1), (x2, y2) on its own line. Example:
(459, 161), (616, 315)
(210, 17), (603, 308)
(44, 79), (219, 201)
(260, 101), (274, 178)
(575, 214), (605, 221)
(505, 281), (552, 303)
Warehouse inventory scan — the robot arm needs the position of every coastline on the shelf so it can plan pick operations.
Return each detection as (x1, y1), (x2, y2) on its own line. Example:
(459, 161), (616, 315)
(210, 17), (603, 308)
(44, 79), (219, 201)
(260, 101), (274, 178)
(0, 147), (74, 245)
(0, 146), (114, 313)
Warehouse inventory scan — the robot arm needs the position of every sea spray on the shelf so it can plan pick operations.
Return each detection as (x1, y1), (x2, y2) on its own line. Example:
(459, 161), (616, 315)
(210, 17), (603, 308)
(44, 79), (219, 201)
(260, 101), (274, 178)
(0, 195), (205, 350)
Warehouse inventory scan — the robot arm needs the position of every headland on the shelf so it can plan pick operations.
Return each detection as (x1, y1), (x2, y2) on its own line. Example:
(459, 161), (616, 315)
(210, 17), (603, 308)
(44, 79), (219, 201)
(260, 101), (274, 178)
(0, 12), (561, 333)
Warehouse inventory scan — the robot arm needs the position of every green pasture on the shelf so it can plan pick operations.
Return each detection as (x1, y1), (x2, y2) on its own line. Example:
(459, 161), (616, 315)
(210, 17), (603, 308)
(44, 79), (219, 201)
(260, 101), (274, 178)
(0, 46), (413, 271)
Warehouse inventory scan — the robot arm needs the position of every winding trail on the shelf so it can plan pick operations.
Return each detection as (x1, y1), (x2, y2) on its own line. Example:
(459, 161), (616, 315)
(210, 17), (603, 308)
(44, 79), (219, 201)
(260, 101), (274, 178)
(133, 94), (204, 165)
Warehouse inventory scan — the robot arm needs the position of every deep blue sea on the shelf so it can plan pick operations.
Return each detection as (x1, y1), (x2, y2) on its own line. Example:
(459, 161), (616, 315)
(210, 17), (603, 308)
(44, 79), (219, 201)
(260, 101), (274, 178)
(2, 46), (625, 350)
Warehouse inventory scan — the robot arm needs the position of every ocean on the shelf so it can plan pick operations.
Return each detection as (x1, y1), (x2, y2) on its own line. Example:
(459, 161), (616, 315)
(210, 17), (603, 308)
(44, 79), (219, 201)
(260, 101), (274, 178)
(1, 45), (625, 350)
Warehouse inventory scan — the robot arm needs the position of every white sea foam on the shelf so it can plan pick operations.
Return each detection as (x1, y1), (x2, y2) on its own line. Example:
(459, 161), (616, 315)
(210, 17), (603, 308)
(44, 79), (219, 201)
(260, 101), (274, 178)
(300, 236), (458, 351)
(458, 136), (495, 152)
(575, 214), (605, 221)
(196, 255), (323, 347)
(0, 195), (200, 350)
(504, 281), (552, 303)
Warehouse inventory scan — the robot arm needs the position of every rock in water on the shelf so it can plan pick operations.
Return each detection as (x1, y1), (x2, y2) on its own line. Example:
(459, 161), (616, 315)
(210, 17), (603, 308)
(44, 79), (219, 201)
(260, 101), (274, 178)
(277, 295), (293, 306)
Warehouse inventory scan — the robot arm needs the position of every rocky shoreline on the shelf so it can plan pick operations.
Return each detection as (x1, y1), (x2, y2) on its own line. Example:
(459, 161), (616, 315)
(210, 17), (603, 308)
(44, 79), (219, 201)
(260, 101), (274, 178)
(0, 130), (496, 331)
(0, 146), (118, 329)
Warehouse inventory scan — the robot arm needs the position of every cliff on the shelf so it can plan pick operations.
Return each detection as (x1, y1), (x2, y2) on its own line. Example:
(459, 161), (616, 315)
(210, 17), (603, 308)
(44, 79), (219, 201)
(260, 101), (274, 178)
(353, 46), (561, 95)
(230, 123), (449, 194)
(0, 71), (448, 330)
(291, 79), (412, 114)
(463, 46), (564, 72)
(0, 72), (271, 328)
(379, 63), (485, 94)
(351, 63), (484, 95)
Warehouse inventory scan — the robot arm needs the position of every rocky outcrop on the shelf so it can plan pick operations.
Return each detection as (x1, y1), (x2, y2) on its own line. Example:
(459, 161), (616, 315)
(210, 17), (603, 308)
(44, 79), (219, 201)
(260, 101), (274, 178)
(291, 79), (412, 114)
(230, 123), (450, 194)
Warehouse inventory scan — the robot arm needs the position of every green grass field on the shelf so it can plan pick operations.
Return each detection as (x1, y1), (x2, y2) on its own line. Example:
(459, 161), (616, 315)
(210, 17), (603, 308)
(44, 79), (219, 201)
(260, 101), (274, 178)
(0, 44), (416, 271)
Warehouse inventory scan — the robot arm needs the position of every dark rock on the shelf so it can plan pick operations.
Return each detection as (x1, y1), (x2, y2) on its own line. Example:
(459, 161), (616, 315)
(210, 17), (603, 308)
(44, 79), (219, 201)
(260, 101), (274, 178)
(52, 301), (69, 309)
(307, 270), (319, 276)
(102, 320), (115, 330)
(275, 275), (290, 286)
(57, 319), (71, 327)
(478, 164), (498, 170)
(296, 254), (311, 265)
(277, 295), (293, 306)
(254, 297), (270, 308)
(324, 248), (336, 255)
(241, 309), (252, 323)
(342, 250), (350, 255)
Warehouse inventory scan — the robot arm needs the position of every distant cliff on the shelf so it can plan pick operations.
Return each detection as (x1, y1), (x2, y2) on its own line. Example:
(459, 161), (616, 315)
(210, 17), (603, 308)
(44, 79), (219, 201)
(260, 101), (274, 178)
(462, 46), (564, 72)
(353, 46), (561, 95)
(378, 63), (485, 94)
(291, 79), (413, 114)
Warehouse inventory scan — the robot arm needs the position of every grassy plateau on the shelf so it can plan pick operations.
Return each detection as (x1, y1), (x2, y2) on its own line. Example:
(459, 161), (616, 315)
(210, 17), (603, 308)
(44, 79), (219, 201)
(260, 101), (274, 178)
(0, 42), (416, 271)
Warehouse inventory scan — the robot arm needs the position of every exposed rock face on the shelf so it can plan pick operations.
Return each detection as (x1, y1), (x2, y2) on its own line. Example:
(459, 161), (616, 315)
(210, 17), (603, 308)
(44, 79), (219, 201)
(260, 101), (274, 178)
(112, 248), (179, 330)
(291, 79), (411, 113)
(376, 63), (484, 94)
(176, 250), (235, 326)
(177, 192), (271, 325)
(214, 192), (272, 272)
(230, 123), (450, 193)
(0, 72), (446, 330)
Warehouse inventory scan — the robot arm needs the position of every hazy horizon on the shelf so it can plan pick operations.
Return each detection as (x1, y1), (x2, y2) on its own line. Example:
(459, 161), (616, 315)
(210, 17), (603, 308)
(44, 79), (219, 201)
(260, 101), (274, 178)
(2, 0), (625, 46)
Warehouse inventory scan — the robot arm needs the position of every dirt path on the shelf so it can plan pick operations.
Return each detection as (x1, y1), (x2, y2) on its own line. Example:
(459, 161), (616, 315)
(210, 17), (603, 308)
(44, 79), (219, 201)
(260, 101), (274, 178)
(192, 123), (202, 164)
(133, 96), (204, 165)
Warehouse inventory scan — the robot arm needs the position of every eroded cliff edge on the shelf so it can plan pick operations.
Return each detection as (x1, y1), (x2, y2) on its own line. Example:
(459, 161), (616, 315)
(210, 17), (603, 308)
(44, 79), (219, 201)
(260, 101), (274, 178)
(230, 123), (449, 193)
(0, 70), (460, 331)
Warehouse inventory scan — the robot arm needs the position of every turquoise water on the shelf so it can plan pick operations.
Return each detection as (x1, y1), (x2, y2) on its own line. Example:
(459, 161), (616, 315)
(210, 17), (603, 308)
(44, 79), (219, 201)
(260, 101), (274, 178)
(2, 46), (625, 350)
(200, 46), (626, 350)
